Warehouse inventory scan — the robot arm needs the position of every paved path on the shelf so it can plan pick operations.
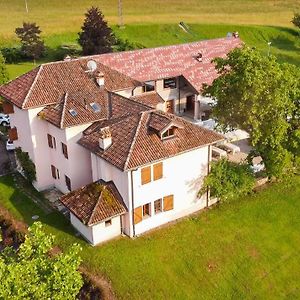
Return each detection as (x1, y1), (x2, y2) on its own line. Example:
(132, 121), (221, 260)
(0, 137), (15, 176)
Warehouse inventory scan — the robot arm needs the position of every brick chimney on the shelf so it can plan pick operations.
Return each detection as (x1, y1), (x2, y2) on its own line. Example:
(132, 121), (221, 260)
(99, 127), (112, 150)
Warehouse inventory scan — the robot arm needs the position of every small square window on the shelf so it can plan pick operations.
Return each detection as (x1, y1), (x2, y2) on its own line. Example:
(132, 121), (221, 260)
(163, 77), (177, 89)
(105, 219), (112, 227)
(154, 199), (162, 214)
(142, 203), (151, 219)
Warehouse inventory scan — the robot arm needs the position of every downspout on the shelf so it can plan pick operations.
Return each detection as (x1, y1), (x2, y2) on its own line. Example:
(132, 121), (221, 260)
(206, 145), (211, 207)
(178, 77), (181, 114)
(130, 169), (136, 237)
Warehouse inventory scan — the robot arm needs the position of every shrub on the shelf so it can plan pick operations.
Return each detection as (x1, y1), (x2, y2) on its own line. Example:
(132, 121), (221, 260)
(0, 47), (22, 64)
(200, 158), (255, 201)
(113, 37), (145, 51)
(15, 147), (36, 183)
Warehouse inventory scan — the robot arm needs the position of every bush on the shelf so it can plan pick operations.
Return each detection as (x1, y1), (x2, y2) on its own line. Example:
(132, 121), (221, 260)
(200, 158), (255, 201)
(45, 43), (81, 61)
(0, 47), (22, 64)
(15, 147), (36, 183)
(113, 37), (145, 51)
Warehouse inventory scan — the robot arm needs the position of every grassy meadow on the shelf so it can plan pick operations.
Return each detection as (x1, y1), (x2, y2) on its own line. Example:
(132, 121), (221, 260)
(1, 175), (300, 299)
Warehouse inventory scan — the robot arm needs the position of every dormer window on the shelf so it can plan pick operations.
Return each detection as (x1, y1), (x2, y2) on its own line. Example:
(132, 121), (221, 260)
(90, 102), (101, 113)
(163, 77), (177, 89)
(161, 127), (175, 139)
(143, 80), (155, 92)
(69, 109), (77, 117)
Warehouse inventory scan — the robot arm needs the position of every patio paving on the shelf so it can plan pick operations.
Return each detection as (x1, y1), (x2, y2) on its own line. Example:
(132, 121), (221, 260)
(42, 188), (68, 215)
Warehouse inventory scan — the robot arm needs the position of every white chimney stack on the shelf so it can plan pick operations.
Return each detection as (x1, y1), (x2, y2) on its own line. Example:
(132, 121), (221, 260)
(95, 71), (105, 87)
(99, 127), (112, 150)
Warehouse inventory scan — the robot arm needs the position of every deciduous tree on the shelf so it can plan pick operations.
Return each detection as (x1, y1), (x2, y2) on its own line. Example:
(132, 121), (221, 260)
(78, 6), (115, 55)
(0, 222), (83, 299)
(291, 12), (300, 30)
(15, 22), (45, 62)
(204, 47), (300, 178)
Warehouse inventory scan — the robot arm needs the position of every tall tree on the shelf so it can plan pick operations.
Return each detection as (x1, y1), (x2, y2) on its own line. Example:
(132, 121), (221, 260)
(204, 47), (300, 178)
(15, 22), (45, 62)
(78, 6), (115, 55)
(0, 222), (83, 299)
(0, 53), (9, 84)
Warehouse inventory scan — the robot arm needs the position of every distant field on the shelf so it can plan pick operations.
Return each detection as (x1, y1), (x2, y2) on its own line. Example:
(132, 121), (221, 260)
(0, 0), (299, 44)
(6, 23), (300, 80)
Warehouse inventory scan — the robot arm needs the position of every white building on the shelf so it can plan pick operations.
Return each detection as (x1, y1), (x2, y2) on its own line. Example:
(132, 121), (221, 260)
(0, 37), (241, 244)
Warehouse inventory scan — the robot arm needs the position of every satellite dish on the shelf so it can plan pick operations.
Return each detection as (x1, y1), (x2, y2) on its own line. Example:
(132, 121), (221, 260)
(87, 60), (97, 72)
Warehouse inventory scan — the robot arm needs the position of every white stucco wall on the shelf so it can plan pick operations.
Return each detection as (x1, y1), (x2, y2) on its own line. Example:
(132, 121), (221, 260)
(131, 146), (210, 236)
(70, 213), (122, 245)
(115, 89), (133, 98)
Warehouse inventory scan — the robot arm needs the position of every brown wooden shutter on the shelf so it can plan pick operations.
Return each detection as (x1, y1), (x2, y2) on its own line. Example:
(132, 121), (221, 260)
(8, 127), (18, 141)
(134, 206), (142, 224)
(47, 134), (53, 148)
(3, 102), (14, 114)
(163, 195), (174, 211)
(62, 143), (68, 159)
(51, 165), (56, 179)
(153, 162), (163, 180)
(141, 166), (151, 185)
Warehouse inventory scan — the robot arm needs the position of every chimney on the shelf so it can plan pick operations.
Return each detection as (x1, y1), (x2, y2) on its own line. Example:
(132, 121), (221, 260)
(95, 71), (105, 87)
(99, 127), (112, 150)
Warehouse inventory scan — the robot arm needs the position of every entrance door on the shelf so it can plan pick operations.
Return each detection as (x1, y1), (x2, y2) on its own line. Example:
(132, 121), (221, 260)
(166, 100), (174, 113)
(186, 95), (194, 111)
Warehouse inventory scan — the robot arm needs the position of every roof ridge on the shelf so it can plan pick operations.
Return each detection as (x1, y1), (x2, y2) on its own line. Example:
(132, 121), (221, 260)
(21, 65), (43, 109)
(124, 111), (149, 171)
(60, 92), (68, 128)
(88, 185), (106, 226)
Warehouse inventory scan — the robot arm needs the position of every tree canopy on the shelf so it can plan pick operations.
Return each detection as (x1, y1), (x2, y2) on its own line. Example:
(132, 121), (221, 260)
(291, 12), (300, 29)
(204, 47), (300, 178)
(15, 22), (45, 61)
(0, 222), (83, 299)
(0, 53), (9, 85)
(78, 6), (115, 55)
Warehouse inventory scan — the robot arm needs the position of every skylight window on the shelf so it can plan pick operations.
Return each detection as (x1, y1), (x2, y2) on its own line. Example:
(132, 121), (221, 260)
(90, 102), (101, 113)
(69, 109), (77, 117)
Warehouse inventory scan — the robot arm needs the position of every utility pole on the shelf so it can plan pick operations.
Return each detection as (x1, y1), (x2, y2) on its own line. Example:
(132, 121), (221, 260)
(25, 0), (29, 13)
(118, 0), (124, 27)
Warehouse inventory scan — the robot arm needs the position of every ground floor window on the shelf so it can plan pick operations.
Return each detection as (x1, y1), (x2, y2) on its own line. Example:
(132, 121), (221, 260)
(142, 203), (151, 218)
(154, 199), (162, 214)
(51, 165), (59, 179)
(65, 175), (71, 191)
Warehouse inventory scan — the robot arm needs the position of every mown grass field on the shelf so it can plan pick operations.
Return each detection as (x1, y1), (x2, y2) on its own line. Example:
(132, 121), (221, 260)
(1, 175), (300, 299)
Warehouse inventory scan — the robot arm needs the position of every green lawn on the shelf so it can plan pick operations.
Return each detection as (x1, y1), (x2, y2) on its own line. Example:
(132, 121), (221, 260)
(1, 175), (300, 299)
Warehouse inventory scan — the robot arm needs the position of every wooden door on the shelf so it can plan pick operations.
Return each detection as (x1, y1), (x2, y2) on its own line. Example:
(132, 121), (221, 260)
(186, 95), (194, 111)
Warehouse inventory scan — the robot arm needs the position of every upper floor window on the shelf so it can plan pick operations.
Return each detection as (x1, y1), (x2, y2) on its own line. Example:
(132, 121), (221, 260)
(61, 142), (68, 159)
(51, 165), (59, 179)
(47, 134), (56, 149)
(143, 81), (155, 92)
(163, 77), (177, 89)
(141, 162), (163, 185)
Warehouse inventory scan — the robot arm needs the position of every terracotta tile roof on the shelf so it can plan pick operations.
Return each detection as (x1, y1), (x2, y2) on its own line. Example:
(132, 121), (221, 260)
(131, 91), (164, 108)
(148, 113), (174, 133)
(97, 37), (242, 91)
(60, 180), (127, 226)
(79, 109), (224, 170)
(0, 59), (140, 109)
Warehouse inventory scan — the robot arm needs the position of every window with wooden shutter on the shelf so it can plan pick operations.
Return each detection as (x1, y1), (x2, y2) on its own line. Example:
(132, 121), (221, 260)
(51, 165), (56, 179)
(153, 162), (163, 181)
(163, 195), (174, 211)
(3, 102), (14, 114)
(61, 143), (68, 159)
(47, 134), (53, 148)
(8, 127), (18, 141)
(141, 166), (151, 185)
(65, 175), (71, 191)
(134, 206), (143, 224)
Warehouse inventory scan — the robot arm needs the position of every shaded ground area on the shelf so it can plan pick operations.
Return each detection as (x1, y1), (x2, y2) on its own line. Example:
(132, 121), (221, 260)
(0, 136), (15, 176)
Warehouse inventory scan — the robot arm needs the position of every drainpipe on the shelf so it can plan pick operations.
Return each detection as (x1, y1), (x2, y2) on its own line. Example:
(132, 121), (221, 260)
(130, 169), (136, 237)
(206, 145), (211, 207)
